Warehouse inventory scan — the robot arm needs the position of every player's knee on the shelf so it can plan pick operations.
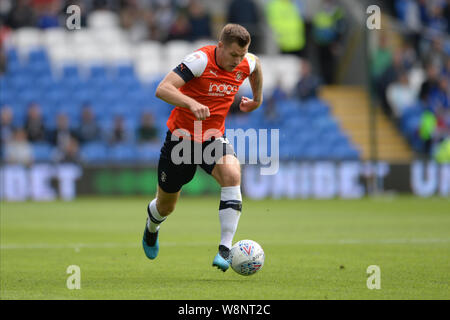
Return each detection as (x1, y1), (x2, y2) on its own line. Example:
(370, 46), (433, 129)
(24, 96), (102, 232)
(220, 169), (241, 187)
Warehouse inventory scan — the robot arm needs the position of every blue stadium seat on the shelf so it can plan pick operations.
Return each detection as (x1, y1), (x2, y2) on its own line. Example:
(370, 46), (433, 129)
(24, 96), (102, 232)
(302, 144), (323, 160)
(136, 143), (161, 163)
(402, 115), (421, 138)
(70, 88), (95, 105)
(115, 64), (136, 80)
(331, 144), (360, 160)
(6, 48), (19, 63)
(410, 137), (425, 153)
(400, 104), (423, 139)
(9, 75), (30, 92)
(304, 98), (330, 118)
(32, 143), (55, 162)
(394, 0), (408, 21)
(5, 60), (23, 77)
(109, 143), (138, 163)
(0, 78), (15, 106)
(19, 88), (42, 105)
(34, 74), (56, 92)
(89, 65), (109, 80)
(28, 61), (52, 77)
(313, 117), (340, 136)
(62, 64), (80, 79)
(80, 142), (109, 163)
(28, 48), (49, 64)
(44, 89), (67, 107)
(120, 77), (142, 93)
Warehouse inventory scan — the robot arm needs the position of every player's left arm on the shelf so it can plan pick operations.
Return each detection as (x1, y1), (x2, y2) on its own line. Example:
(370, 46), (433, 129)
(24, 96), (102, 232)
(240, 55), (263, 113)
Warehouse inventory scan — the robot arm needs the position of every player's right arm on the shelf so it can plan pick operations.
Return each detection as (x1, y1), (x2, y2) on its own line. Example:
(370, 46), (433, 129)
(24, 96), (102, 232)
(155, 72), (210, 121)
(155, 51), (210, 121)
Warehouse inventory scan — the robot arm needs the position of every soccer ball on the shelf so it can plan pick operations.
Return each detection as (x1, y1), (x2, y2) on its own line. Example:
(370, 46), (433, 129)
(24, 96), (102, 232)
(229, 240), (265, 276)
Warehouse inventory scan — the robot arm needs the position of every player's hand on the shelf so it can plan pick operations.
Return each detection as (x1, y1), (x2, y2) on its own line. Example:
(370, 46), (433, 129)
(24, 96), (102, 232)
(239, 97), (260, 113)
(189, 102), (210, 121)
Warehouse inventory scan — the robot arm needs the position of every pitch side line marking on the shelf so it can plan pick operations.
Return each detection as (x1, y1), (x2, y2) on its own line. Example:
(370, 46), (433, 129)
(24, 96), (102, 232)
(1, 238), (450, 250)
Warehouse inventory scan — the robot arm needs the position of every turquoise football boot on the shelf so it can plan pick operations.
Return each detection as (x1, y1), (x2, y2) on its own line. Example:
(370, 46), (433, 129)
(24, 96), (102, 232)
(142, 219), (159, 260)
(212, 245), (231, 272)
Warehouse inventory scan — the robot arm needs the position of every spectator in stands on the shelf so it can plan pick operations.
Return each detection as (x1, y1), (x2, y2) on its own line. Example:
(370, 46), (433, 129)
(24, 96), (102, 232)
(400, 42), (417, 70)
(386, 70), (417, 120)
(419, 106), (437, 157)
(435, 106), (450, 142)
(167, 12), (191, 41)
(419, 63), (441, 110)
(0, 46), (5, 74)
(228, 0), (262, 53)
(378, 48), (409, 117)
(137, 112), (159, 143)
(394, 0), (424, 53)
(417, 0), (430, 26)
(311, 0), (346, 84)
(151, 0), (177, 42)
(5, 0), (36, 29)
(424, 36), (447, 71)
(444, 0), (450, 34)
(24, 102), (47, 142)
(92, 0), (114, 11)
(395, 0), (422, 32)
(4, 128), (33, 166)
(109, 114), (128, 144)
(443, 57), (450, 79)
(77, 105), (101, 143)
(266, 0), (306, 57)
(49, 113), (77, 150)
(187, 0), (212, 41)
(54, 135), (80, 163)
(1, 106), (15, 144)
(435, 137), (450, 163)
(119, 0), (150, 41)
(265, 79), (286, 122)
(427, 2), (448, 33)
(293, 60), (321, 101)
(35, 0), (61, 29)
(370, 33), (393, 87)
(430, 76), (450, 111)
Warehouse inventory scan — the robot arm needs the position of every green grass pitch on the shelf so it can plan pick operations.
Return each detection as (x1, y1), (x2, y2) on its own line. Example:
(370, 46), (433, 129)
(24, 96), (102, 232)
(1, 196), (449, 300)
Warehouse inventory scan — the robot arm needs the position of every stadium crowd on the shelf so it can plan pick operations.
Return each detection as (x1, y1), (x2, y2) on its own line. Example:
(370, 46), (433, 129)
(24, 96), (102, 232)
(1, 0), (341, 165)
(1, 0), (447, 163)
(371, 0), (449, 159)
(1, 101), (160, 164)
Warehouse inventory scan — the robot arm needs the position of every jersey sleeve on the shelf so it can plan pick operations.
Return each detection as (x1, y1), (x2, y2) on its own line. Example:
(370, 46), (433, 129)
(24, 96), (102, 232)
(245, 53), (257, 74)
(173, 51), (208, 82)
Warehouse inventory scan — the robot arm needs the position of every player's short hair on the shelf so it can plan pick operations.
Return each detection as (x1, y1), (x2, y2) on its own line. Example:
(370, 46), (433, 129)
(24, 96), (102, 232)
(219, 24), (251, 48)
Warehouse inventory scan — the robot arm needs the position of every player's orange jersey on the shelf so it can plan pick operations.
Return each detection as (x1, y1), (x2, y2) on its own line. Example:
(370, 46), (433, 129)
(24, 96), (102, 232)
(166, 45), (256, 143)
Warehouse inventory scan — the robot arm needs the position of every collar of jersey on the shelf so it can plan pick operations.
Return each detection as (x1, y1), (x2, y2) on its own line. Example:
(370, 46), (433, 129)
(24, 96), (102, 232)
(214, 47), (226, 71)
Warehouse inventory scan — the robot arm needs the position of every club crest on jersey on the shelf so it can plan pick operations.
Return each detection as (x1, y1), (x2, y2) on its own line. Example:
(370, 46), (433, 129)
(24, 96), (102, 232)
(235, 71), (243, 81)
(239, 242), (254, 256)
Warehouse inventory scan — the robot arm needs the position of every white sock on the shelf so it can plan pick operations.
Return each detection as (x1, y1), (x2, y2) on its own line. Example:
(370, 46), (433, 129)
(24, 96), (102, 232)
(219, 186), (242, 249)
(147, 199), (166, 233)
